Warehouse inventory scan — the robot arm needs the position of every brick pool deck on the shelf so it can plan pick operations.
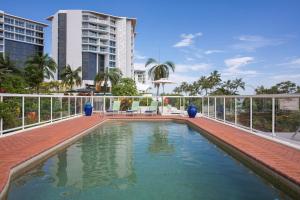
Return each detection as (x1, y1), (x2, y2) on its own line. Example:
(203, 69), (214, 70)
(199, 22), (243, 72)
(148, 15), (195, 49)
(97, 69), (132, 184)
(0, 115), (300, 196)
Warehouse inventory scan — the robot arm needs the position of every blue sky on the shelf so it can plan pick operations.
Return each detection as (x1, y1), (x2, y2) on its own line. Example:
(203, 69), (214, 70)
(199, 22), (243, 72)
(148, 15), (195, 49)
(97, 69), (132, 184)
(2, 0), (300, 94)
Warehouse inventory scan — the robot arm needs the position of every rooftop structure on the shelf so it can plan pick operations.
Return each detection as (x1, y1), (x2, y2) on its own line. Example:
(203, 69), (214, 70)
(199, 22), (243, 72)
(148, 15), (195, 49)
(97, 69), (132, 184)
(0, 10), (47, 67)
(47, 10), (136, 86)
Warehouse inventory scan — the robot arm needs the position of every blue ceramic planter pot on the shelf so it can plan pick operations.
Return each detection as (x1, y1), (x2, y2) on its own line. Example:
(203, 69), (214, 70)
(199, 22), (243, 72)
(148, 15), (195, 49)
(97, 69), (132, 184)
(187, 104), (197, 118)
(84, 102), (93, 116)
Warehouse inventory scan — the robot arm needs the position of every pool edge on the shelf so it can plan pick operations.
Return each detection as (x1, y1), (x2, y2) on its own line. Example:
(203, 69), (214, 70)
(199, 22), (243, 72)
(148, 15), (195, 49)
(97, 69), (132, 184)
(1, 117), (299, 199)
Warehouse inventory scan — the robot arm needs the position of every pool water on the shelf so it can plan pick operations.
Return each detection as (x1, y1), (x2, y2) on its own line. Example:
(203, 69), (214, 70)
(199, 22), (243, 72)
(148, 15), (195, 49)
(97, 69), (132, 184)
(8, 121), (289, 200)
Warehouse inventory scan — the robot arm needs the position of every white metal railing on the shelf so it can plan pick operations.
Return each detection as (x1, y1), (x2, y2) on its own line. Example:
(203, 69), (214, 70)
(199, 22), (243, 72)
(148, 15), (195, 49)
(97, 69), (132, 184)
(1, 93), (300, 146)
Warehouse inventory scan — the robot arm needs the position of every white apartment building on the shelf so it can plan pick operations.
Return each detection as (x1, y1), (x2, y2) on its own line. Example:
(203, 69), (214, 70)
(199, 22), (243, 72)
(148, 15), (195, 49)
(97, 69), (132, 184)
(134, 69), (151, 93)
(0, 10), (47, 67)
(47, 10), (136, 86)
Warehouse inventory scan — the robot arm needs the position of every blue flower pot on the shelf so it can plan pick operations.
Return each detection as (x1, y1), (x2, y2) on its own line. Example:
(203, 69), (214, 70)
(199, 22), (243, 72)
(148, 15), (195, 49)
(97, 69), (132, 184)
(84, 102), (93, 116)
(187, 104), (197, 118)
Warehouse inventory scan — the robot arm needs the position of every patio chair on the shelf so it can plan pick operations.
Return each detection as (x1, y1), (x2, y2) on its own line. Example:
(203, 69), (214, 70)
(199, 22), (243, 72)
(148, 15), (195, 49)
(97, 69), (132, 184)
(145, 101), (158, 115)
(106, 100), (121, 116)
(126, 101), (140, 115)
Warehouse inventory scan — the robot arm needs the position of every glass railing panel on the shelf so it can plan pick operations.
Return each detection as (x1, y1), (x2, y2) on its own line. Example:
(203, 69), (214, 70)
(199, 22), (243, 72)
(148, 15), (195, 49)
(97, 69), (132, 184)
(61, 97), (69, 117)
(52, 97), (61, 120)
(209, 98), (215, 118)
(225, 97), (235, 123)
(163, 97), (182, 114)
(92, 97), (104, 112)
(275, 97), (300, 141)
(24, 97), (38, 126)
(70, 97), (75, 115)
(40, 97), (51, 122)
(76, 97), (82, 114)
(252, 98), (272, 134)
(202, 97), (208, 116)
(216, 97), (224, 120)
(2, 96), (22, 131)
(236, 97), (250, 128)
(183, 97), (202, 114)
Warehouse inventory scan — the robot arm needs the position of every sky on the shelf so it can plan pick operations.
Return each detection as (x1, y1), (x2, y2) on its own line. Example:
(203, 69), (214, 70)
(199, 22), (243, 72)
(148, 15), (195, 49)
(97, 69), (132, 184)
(2, 0), (300, 94)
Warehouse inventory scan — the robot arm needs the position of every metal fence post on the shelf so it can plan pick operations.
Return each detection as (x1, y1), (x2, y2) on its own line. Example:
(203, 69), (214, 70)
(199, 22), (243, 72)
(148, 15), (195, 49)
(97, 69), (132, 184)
(234, 97), (237, 125)
(60, 97), (63, 119)
(38, 96), (41, 123)
(103, 97), (106, 113)
(272, 97), (275, 136)
(22, 96), (25, 129)
(207, 97), (210, 117)
(75, 97), (77, 115)
(0, 95), (3, 135)
(68, 97), (70, 117)
(50, 97), (53, 123)
(81, 97), (83, 114)
(223, 97), (226, 122)
(250, 97), (253, 131)
(161, 96), (164, 114)
(214, 97), (217, 119)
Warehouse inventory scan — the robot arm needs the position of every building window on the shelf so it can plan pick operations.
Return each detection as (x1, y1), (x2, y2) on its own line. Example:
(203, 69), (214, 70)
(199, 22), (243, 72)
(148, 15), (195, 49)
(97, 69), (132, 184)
(82, 30), (89, 36)
(82, 37), (88, 43)
(36, 39), (43, 44)
(15, 27), (25, 34)
(26, 22), (35, 29)
(15, 34), (25, 41)
(109, 48), (116, 54)
(109, 61), (116, 67)
(26, 36), (34, 43)
(109, 41), (116, 47)
(82, 15), (89, 20)
(35, 25), (43, 31)
(4, 17), (14, 24)
(15, 20), (25, 27)
(89, 38), (97, 44)
(109, 55), (116, 60)
(89, 45), (97, 51)
(35, 32), (43, 38)
(5, 32), (14, 39)
(26, 30), (34, 36)
(82, 45), (88, 50)
(4, 24), (14, 32)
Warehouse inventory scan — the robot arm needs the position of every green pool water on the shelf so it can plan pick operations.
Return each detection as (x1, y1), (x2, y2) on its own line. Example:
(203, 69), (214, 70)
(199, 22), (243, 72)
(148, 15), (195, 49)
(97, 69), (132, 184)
(7, 121), (289, 200)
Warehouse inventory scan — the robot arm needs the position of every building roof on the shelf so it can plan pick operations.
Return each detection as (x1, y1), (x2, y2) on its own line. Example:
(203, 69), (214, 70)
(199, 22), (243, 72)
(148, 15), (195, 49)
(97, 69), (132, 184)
(46, 9), (136, 26)
(0, 10), (48, 27)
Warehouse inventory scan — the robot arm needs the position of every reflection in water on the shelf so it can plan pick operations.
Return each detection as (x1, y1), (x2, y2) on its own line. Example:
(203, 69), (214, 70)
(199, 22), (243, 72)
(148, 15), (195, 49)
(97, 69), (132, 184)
(8, 121), (288, 200)
(148, 125), (175, 154)
(56, 151), (67, 187)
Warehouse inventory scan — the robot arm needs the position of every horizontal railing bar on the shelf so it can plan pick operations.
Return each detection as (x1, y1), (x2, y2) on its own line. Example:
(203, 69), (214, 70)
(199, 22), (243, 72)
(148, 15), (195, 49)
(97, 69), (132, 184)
(1, 93), (300, 98)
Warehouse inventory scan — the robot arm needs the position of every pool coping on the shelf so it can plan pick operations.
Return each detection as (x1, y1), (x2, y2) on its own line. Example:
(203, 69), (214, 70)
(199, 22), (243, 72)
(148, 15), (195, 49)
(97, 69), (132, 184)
(0, 115), (300, 199)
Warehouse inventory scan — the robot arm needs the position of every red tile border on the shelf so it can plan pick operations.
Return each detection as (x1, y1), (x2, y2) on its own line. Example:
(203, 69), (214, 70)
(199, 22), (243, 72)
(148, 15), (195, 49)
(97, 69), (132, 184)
(0, 114), (299, 197)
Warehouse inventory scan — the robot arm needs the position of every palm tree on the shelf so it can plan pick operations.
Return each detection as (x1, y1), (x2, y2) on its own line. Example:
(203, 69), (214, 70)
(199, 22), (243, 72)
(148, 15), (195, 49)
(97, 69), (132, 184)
(24, 54), (56, 93)
(61, 65), (82, 90)
(0, 54), (19, 89)
(145, 58), (175, 96)
(208, 70), (221, 92)
(94, 68), (122, 95)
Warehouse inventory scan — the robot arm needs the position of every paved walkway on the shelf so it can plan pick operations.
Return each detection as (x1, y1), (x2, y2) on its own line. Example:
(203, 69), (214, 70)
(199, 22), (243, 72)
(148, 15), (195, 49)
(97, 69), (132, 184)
(0, 115), (299, 196)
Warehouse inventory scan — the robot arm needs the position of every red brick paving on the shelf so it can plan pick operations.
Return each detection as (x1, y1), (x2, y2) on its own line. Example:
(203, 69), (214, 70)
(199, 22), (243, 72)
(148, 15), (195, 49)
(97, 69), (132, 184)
(0, 114), (299, 195)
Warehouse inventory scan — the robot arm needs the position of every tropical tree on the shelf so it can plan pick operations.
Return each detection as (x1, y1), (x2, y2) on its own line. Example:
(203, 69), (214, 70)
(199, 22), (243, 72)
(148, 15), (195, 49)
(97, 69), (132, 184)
(94, 68), (122, 95)
(61, 65), (82, 90)
(0, 54), (20, 90)
(112, 78), (138, 96)
(145, 58), (175, 96)
(24, 54), (56, 93)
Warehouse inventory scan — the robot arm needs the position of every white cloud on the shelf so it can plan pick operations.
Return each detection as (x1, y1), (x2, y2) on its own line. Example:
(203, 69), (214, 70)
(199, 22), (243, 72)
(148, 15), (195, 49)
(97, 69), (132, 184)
(134, 62), (146, 70)
(204, 50), (224, 55)
(272, 74), (300, 80)
(232, 35), (285, 51)
(173, 32), (203, 48)
(134, 50), (147, 60)
(223, 56), (257, 76)
(278, 57), (300, 68)
(175, 63), (211, 73)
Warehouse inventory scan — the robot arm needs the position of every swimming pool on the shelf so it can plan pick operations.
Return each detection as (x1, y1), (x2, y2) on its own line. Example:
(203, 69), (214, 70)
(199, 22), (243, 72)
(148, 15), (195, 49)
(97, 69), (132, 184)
(7, 121), (288, 200)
